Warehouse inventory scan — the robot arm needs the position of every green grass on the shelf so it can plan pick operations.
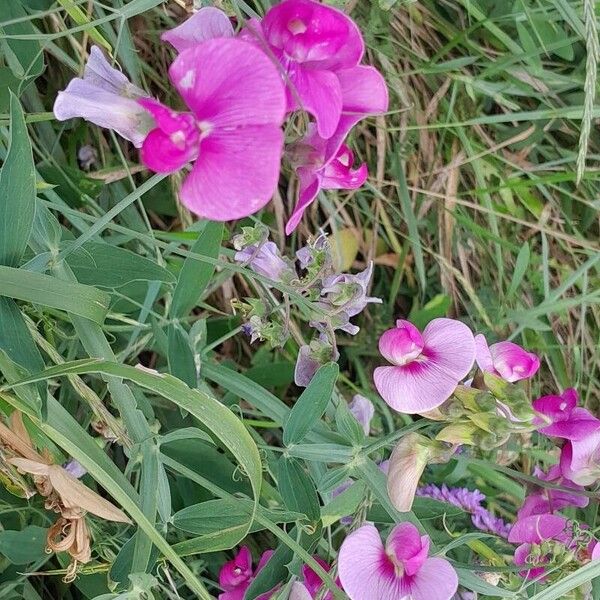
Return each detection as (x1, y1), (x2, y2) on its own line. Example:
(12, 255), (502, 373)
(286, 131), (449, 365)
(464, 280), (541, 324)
(0, 0), (599, 598)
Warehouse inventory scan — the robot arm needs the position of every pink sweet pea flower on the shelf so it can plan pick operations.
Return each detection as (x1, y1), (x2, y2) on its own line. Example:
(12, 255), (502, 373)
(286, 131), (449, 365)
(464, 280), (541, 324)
(533, 388), (600, 440)
(254, 0), (364, 139)
(373, 318), (476, 414)
(560, 430), (600, 486)
(338, 523), (458, 600)
(286, 125), (367, 233)
(517, 465), (589, 519)
(218, 547), (275, 600)
(162, 7), (234, 52)
(139, 38), (286, 221)
(474, 334), (540, 382)
(53, 46), (153, 147)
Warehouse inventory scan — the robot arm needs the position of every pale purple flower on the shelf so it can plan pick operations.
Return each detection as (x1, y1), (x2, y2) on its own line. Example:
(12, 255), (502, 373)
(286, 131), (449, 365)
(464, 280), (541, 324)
(139, 38), (285, 221)
(63, 459), (86, 479)
(416, 483), (511, 538)
(349, 394), (374, 435)
(517, 465), (589, 518)
(53, 46), (153, 147)
(474, 334), (540, 383)
(533, 388), (600, 440)
(338, 523), (458, 600)
(234, 241), (292, 283)
(374, 318), (476, 414)
(162, 7), (234, 52)
(313, 262), (381, 335)
(286, 125), (367, 234)
(218, 546), (275, 600)
(294, 335), (338, 387)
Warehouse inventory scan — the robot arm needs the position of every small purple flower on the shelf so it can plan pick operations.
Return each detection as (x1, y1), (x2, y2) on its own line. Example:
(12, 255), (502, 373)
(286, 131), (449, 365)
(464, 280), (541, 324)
(63, 459), (87, 479)
(294, 334), (339, 387)
(53, 46), (153, 147)
(416, 483), (511, 538)
(234, 241), (293, 284)
(162, 7), (234, 52)
(348, 394), (374, 435)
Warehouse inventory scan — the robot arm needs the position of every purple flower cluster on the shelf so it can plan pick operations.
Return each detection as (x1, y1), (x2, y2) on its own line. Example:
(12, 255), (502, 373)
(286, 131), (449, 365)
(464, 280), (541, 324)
(416, 483), (511, 538)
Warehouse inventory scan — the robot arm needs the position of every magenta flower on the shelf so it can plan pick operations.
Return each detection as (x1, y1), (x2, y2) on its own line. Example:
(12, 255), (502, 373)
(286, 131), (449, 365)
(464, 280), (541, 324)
(338, 523), (458, 600)
(255, 0), (363, 139)
(218, 547), (274, 600)
(517, 465), (589, 519)
(349, 394), (375, 435)
(162, 7), (234, 52)
(560, 430), (600, 486)
(373, 318), (475, 414)
(139, 38), (286, 221)
(53, 46), (153, 147)
(533, 388), (600, 440)
(286, 125), (367, 233)
(474, 334), (540, 382)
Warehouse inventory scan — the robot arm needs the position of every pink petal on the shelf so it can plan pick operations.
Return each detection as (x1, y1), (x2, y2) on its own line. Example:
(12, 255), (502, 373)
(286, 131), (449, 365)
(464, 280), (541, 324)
(385, 523), (429, 576)
(378, 320), (425, 366)
(256, 549), (274, 573)
(84, 46), (146, 97)
(262, 0), (363, 67)
(286, 168), (320, 235)
(139, 98), (199, 172)
(508, 514), (567, 544)
(302, 556), (331, 596)
(219, 546), (252, 589)
(288, 65), (342, 139)
(349, 394), (375, 435)
(322, 65), (389, 161)
(409, 557), (459, 600)
(539, 407), (600, 440)
(489, 341), (540, 382)
(180, 125), (284, 220)
(338, 524), (406, 600)
(162, 7), (234, 52)
(319, 145), (368, 190)
(289, 582), (313, 600)
(169, 39), (286, 129)
(474, 334), (495, 373)
(560, 430), (600, 486)
(514, 543), (547, 580)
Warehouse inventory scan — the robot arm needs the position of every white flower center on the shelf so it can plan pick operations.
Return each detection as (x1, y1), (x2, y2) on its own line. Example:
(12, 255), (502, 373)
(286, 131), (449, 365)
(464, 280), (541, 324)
(288, 18), (307, 35)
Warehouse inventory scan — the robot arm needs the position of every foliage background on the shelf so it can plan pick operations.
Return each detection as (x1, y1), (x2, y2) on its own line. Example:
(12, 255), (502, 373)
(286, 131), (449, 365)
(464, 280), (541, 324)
(0, 0), (599, 598)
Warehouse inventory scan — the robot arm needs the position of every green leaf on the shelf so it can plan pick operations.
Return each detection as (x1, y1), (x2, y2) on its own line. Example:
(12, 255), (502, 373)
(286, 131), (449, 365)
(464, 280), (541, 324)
(0, 525), (47, 564)
(335, 400), (366, 445)
(283, 363), (338, 445)
(171, 221), (223, 318)
(0, 265), (110, 324)
(0, 93), (36, 267)
(167, 324), (197, 388)
(64, 241), (176, 289)
(507, 241), (530, 299)
(277, 456), (320, 524)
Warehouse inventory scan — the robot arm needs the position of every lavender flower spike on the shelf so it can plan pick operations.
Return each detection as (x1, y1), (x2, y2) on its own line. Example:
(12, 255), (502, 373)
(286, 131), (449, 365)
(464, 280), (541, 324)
(417, 483), (511, 538)
(54, 47), (153, 147)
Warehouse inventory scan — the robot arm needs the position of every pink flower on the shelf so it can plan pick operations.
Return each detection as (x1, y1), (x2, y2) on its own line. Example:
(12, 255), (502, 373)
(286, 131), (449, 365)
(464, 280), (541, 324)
(349, 394), (375, 435)
(560, 430), (600, 486)
(218, 547), (274, 600)
(533, 388), (600, 440)
(162, 7), (234, 52)
(517, 465), (589, 519)
(53, 46), (153, 147)
(373, 318), (475, 414)
(285, 125), (367, 234)
(139, 38), (286, 221)
(255, 0), (364, 139)
(474, 335), (540, 382)
(338, 523), (458, 600)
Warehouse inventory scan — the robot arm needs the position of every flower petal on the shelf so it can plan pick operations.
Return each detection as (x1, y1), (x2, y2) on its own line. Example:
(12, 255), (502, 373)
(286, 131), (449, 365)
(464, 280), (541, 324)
(385, 523), (429, 576)
(338, 524), (406, 600)
(489, 341), (540, 382)
(319, 145), (368, 190)
(474, 334), (494, 373)
(289, 582), (313, 600)
(180, 125), (283, 220)
(286, 168), (320, 235)
(378, 320), (424, 366)
(508, 514), (567, 544)
(288, 65), (343, 139)
(262, 0), (363, 67)
(409, 557), (459, 600)
(421, 318), (476, 382)
(84, 46), (146, 97)
(560, 430), (600, 486)
(162, 7), (234, 52)
(349, 394), (375, 435)
(169, 38), (286, 129)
